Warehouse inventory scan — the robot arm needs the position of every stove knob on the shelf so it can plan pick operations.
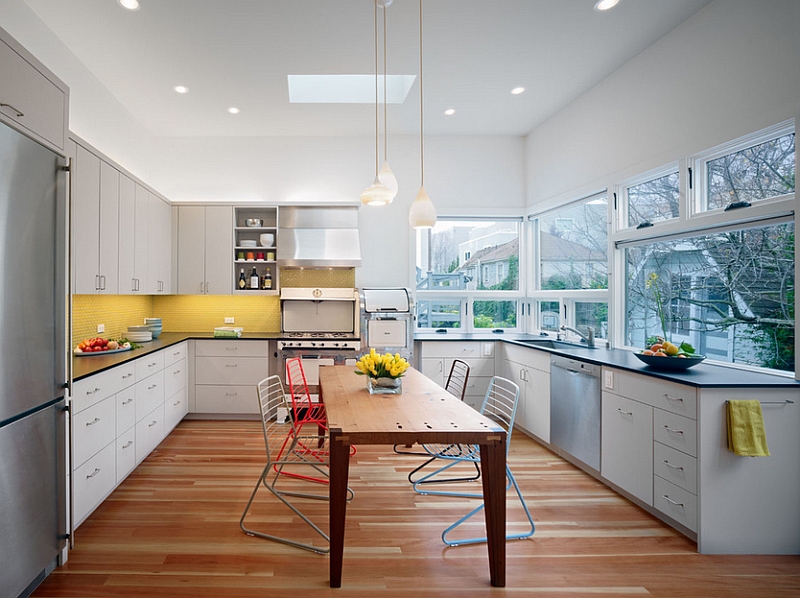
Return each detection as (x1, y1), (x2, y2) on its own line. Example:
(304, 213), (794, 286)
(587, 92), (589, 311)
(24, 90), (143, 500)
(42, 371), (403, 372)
(334, 342), (339, 347)
(311, 342), (316, 347)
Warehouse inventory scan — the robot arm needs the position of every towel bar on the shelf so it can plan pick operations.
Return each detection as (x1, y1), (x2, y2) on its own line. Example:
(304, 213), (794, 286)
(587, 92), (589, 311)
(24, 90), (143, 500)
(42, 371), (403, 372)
(726, 399), (794, 405)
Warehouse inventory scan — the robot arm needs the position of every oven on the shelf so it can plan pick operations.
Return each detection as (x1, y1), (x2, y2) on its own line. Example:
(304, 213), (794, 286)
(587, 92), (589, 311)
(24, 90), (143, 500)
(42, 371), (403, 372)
(278, 287), (362, 399)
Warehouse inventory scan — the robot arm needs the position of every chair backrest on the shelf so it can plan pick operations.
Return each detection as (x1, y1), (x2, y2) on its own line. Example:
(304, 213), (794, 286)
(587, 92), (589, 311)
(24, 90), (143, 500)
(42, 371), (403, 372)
(285, 357), (312, 409)
(477, 376), (520, 454)
(444, 359), (470, 402)
(256, 374), (293, 463)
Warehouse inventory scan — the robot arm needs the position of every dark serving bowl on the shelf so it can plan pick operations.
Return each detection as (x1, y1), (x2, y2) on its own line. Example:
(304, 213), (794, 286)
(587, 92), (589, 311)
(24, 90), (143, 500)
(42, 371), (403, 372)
(634, 353), (706, 370)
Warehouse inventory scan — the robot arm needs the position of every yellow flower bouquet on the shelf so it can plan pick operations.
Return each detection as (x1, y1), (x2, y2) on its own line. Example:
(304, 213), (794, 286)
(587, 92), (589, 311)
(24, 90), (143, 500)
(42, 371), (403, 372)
(355, 348), (410, 394)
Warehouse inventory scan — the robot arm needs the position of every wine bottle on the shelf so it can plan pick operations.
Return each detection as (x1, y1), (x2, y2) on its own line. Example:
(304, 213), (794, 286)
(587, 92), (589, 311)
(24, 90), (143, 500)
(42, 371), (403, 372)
(249, 267), (259, 289)
(263, 268), (273, 290)
(238, 268), (246, 290)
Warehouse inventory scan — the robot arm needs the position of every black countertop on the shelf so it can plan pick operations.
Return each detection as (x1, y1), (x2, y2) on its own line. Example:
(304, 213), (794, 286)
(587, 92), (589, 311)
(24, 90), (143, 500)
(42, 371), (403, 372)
(415, 333), (800, 388)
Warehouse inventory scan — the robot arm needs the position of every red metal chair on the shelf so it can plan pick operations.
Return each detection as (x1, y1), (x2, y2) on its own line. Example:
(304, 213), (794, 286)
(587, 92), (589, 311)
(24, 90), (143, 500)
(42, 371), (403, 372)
(285, 357), (328, 433)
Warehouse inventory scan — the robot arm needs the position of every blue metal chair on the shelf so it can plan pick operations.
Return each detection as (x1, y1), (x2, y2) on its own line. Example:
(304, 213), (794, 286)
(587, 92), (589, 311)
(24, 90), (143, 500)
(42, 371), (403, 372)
(412, 375), (535, 546)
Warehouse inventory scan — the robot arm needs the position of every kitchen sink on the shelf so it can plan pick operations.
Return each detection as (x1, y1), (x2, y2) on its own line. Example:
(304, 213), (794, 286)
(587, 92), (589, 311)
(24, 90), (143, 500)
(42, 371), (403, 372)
(517, 338), (597, 350)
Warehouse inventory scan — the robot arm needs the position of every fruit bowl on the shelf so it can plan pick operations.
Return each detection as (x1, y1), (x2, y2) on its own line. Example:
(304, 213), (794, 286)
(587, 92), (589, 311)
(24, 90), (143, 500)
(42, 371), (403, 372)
(634, 353), (706, 370)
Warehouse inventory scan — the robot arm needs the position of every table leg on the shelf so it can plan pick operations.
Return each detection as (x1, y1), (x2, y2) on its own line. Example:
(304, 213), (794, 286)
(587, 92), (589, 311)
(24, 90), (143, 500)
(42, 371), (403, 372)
(329, 430), (350, 588)
(480, 440), (506, 587)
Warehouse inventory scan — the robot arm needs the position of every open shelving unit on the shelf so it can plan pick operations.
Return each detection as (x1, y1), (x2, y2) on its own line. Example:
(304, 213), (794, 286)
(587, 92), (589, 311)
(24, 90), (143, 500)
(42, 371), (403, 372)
(233, 206), (278, 295)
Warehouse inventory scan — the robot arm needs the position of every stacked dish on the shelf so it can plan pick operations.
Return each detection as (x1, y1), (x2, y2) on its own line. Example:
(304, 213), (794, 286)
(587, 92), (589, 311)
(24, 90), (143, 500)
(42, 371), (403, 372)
(127, 325), (152, 342)
(240, 239), (257, 248)
(145, 317), (162, 339)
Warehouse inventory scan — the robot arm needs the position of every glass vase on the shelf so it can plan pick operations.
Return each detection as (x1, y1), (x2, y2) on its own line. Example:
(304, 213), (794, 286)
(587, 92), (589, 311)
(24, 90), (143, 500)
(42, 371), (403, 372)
(367, 376), (402, 395)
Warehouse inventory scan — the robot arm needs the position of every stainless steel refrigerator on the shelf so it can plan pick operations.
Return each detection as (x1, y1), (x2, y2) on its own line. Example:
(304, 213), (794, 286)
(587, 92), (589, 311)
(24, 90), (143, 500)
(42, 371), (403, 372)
(0, 120), (68, 597)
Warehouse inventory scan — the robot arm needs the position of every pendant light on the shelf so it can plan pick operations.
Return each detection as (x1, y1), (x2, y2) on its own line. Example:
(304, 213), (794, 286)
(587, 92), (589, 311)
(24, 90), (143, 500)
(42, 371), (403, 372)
(409, 0), (437, 228)
(361, 0), (393, 206)
(377, 0), (398, 200)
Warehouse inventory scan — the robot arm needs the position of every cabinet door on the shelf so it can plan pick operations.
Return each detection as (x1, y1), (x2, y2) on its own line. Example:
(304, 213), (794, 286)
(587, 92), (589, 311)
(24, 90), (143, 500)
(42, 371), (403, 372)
(177, 206), (207, 294)
(525, 366), (550, 443)
(204, 206), (233, 294)
(72, 143), (101, 294)
(601, 392), (653, 505)
(420, 358), (445, 386)
(98, 161), (119, 294)
(117, 174), (136, 293)
(132, 183), (149, 293)
(147, 193), (171, 293)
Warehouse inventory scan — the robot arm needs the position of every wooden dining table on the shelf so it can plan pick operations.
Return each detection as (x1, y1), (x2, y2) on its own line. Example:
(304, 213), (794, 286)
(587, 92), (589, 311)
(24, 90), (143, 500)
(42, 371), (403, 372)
(318, 365), (507, 588)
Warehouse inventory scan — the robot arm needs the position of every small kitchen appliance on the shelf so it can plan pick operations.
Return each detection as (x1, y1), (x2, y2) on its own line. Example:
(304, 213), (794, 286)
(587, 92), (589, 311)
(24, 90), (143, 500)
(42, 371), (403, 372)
(360, 288), (414, 361)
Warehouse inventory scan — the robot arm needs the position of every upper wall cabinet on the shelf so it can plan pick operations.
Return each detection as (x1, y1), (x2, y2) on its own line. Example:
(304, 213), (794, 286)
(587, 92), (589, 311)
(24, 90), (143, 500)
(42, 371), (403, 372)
(177, 206), (233, 295)
(0, 26), (68, 153)
(147, 192), (171, 294)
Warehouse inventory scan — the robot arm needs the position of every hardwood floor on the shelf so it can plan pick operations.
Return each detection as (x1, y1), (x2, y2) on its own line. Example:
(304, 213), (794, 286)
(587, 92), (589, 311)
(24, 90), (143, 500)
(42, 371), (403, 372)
(35, 420), (800, 598)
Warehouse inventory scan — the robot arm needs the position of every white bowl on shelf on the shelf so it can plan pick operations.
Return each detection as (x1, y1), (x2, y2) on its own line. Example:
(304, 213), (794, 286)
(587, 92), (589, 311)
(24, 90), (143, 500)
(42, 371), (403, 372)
(259, 233), (274, 247)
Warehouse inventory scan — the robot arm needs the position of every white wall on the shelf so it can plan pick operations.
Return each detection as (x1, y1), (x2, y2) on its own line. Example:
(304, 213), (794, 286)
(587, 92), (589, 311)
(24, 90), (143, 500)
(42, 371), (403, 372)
(525, 0), (800, 209)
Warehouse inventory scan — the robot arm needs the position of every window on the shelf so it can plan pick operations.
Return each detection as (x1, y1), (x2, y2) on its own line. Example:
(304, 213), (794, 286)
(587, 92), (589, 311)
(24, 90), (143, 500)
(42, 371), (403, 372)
(537, 300), (561, 332)
(415, 299), (462, 329)
(536, 194), (608, 290)
(416, 219), (520, 291)
(624, 221), (794, 372)
(625, 168), (680, 228)
(473, 300), (518, 329)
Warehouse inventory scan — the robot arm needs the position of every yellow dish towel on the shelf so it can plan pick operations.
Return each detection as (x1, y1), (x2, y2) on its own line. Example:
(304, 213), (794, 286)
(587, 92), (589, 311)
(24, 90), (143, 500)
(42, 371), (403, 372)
(726, 400), (770, 457)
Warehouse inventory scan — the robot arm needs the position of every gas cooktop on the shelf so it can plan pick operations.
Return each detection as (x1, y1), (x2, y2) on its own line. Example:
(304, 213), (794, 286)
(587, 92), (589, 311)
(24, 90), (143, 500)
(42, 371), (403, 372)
(282, 332), (356, 339)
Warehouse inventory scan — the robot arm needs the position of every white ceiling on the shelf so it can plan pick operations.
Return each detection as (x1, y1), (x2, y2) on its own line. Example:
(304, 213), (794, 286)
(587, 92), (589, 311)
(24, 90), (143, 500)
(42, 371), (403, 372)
(22, 0), (713, 139)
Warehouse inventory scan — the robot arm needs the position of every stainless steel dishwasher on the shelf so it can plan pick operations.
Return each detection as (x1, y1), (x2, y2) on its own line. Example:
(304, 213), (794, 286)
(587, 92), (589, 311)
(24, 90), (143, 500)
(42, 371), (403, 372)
(550, 355), (601, 472)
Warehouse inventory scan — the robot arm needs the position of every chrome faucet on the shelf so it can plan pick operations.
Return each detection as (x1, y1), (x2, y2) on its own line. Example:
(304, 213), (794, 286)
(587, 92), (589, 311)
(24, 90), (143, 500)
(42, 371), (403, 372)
(560, 325), (595, 348)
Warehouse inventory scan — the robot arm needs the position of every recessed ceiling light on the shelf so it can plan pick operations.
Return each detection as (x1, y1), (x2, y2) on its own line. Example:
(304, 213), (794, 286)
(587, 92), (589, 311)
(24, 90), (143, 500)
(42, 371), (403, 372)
(228, 107), (240, 114)
(444, 108), (455, 116)
(511, 87), (525, 95)
(118, 0), (140, 10)
(173, 85), (189, 94)
(594, 0), (620, 11)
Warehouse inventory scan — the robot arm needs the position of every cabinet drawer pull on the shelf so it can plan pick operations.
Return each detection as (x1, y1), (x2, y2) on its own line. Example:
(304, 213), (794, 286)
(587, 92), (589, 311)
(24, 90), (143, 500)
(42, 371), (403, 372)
(0, 103), (24, 117)
(122, 441), (133, 449)
(663, 425), (684, 435)
(86, 468), (100, 479)
(662, 494), (685, 508)
(173, 370), (181, 375)
(173, 400), (181, 406)
(173, 351), (181, 356)
(148, 420), (157, 427)
(225, 364), (238, 368)
(86, 387), (101, 395)
(122, 399), (133, 405)
(148, 384), (157, 390)
(85, 417), (101, 427)
(664, 394), (684, 403)
(225, 392), (238, 397)
(225, 347), (238, 351)
(122, 373), (133, 379)
(663, 460), (684, 471)
(616, 408), (633, 416)
(147, 362), (158, 368)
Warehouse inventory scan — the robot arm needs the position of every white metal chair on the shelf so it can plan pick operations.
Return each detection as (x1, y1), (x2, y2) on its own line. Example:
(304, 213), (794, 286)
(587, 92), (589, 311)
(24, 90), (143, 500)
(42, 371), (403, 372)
(240, 375), (343, 554)
(412, 375), (535, 546)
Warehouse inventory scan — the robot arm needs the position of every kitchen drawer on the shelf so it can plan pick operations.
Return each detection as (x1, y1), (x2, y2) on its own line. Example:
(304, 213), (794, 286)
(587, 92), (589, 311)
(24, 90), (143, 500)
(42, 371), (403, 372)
(448, 357), (495, 378)
(116, 427), (136, 483)
(654, 441), (697, 494)
(195, 385), (259, 414)
(135, 352), (165, 380)
(616, 371), (697, 418)
(195, 339), (269, 358)
(73, 363), (134, 413)
(115, 386), (136, 436)
(422, 341), (483, 359)
(136, 404), (164, 463)
(0, 36), (67, 151)
(654, 409), (697, 457)
(164, 358), (188, 398)
(73, 441), (116, 526)
(654, 476), (697, 532)
(135, 371), (165, 422)
(164, 388), (188, 431)
(73, 396), (116, 468)
(368, 319), (407, 346)
(195, 356), (268, 386)
(164, 341), (188, 366)
(463, 375), (492, 410)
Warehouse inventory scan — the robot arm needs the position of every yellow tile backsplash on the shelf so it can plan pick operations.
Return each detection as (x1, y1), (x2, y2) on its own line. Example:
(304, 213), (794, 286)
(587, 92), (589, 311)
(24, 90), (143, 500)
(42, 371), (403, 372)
(72, 270), (355, 341)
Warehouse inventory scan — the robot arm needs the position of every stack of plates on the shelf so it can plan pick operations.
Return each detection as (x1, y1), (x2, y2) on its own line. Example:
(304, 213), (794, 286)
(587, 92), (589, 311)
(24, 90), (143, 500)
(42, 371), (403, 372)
(145, 317), (162, 339)
(127, 325), (152, 342)
(240, 239), (257, 247)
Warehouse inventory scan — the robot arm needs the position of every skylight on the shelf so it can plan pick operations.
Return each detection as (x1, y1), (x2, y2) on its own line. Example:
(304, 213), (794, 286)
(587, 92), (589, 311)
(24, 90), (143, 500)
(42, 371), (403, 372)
(287, 74), (416, 104)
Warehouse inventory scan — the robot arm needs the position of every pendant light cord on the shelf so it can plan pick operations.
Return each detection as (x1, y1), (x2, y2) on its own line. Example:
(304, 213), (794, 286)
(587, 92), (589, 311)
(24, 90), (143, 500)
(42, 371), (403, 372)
(373, 0), (380, 177)
(383, 6), (388, 164)
(419, 0), (424, 186)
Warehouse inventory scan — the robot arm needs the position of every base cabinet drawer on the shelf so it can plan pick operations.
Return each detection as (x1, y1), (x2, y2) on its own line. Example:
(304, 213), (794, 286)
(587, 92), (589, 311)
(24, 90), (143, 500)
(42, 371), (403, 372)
(195, 385), (259, 414)
(135, 371), (165, 421)
(116, 427), (136, 483)
(165, 389), (188, 431)
(654, 441), (697, 494)
(74, 441), (116, 526)
(136, 405), (164, 463)
(654, 476), (697, 532)
(116, 386), (136, 435)
(73, 396), (116, 468)
(654, 409), (697, 457)
(164, 341), (188, 366)
(164, 358), (188, 398)
(195, 340), (268, 358)
(195, 356), (268, 386)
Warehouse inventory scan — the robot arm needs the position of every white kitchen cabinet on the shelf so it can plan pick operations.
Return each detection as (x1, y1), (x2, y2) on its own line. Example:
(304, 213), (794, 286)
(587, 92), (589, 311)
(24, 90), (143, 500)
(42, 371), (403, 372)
(133, 183), (149, 293)
(72, 142), (121, 294)
(417, 342), (495, 410)
(501, 343), (550, 443)
(147, 192), (171, 294)
(0, 28), (68, 153)
(73, 442), (116, 527)
(177, 205), (233, 294)
(117, 174), (136, 293)
(192, 340), (268, 415)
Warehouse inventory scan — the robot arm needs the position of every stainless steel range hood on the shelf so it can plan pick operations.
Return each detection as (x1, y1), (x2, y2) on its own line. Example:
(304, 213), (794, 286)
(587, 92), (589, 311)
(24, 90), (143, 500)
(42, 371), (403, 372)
(277, 205), (361, 268)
